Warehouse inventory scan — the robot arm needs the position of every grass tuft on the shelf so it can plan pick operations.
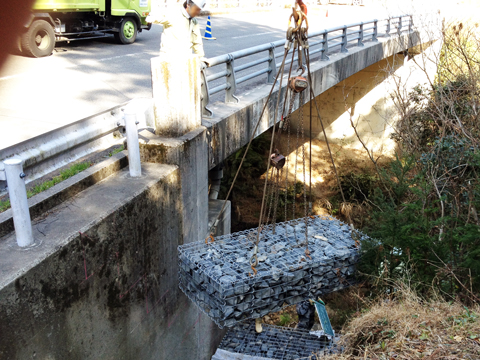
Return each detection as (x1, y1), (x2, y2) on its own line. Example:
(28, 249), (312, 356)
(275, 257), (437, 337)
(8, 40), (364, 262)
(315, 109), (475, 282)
(109, 145), (124, 157)
(0, 161), (91, 213)
(0, 200), (10, 213)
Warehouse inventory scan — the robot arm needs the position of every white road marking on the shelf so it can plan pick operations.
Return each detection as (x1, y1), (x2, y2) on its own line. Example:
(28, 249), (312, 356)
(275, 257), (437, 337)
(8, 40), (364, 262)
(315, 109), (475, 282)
(0, 74), (26, 81)
(0, 53), (144, 81)
(97, 53), (140, 62)
(231, 31), (280, 39)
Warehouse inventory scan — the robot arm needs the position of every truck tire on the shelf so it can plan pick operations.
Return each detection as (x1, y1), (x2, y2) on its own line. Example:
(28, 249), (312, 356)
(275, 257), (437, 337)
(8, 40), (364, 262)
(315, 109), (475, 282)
(115, 17), (137, 44)
(21, 20), (55, 58)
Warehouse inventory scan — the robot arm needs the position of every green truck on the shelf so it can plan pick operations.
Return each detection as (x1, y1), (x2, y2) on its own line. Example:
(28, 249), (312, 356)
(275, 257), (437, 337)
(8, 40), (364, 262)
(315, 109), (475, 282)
(20, 0), (152, 57)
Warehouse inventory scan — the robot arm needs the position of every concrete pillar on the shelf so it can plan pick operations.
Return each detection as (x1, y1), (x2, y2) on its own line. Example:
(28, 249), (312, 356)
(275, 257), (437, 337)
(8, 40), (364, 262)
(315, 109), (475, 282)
(151, 54), (202, 137)
(208, 200), (231, 237)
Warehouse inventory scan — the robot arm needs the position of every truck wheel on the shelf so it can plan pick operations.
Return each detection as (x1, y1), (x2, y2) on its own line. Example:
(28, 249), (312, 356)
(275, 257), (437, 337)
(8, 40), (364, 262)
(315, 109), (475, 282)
(21, 20), (55, 58)
(115, 18), (137, 44)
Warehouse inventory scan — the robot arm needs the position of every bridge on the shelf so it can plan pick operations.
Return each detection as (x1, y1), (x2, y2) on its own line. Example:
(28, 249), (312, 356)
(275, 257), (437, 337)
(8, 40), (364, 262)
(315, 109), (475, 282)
(0, 12), (438, 359)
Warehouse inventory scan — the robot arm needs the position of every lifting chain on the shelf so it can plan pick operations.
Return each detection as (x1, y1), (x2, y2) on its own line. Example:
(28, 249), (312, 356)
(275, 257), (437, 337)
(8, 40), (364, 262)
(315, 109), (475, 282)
(264, 166), (276, 226)
(250, 5), (312, 273)
(299, 91), (311, 258)
(271, 167), (282, 233)
(283, 91), (296, 237)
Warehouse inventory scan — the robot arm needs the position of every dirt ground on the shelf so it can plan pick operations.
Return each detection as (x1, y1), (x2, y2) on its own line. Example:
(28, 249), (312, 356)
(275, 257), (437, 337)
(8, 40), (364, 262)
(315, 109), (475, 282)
(231, 132), (392, 231)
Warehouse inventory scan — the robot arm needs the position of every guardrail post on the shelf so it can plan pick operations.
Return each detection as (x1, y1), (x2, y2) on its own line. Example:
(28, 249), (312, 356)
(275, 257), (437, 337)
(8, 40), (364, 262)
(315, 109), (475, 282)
(4, 159), (34, 248)
(386, 18), (391, 37)
(373, 19), (378, 42)
(124, 107), (142, 177)
(321, 31), (329, 61)
(409, 15), (413, 32)
(358, 22), (364, 47)
(267, 43), (277, 84)
(398, 16), (402, 35)
(201, 63), (213, 118)
(341, 26), (348, 53)
(225, 54), (239, 103)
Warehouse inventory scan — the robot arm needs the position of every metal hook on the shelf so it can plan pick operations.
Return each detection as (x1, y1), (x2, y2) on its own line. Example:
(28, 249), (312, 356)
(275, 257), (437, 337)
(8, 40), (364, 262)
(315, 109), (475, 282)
(205, 233), (215, 244)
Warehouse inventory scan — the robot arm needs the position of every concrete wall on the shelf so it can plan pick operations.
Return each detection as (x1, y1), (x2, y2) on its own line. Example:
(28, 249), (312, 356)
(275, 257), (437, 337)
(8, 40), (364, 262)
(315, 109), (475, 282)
(138, 127), (210, 245)
(290, 41), (440, 156)
(0, 49), (231, 360)
(0, 161), (225, 359)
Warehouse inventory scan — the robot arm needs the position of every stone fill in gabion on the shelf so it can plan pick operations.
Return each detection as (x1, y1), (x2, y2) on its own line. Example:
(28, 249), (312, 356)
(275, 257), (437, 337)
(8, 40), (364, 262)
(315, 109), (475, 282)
(213, 322), (340, 359)
(178, 216), (364, 328)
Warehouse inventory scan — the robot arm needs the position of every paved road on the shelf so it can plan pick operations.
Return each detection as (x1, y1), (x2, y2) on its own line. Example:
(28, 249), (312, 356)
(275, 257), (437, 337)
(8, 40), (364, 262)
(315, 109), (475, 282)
(0, 5), (388, 150)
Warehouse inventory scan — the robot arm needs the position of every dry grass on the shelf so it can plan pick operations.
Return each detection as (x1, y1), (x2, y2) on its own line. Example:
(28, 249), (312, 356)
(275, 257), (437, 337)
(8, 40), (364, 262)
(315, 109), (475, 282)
(321, 282), (480, 359)
(262, 304), (299, 328)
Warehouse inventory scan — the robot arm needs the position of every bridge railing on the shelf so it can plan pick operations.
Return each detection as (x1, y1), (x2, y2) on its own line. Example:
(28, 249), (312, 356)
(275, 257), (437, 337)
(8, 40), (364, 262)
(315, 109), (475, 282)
(205, 0), (276, 8)
(0, 101), (148, 248)
(201, 14), (413, 118)
(154, 0), (279, 9)
(155, 0), (323, 8)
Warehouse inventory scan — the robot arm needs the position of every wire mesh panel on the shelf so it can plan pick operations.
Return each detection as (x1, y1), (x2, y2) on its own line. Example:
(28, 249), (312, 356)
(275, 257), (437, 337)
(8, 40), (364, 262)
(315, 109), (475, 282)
(178, 215), (364, 328)
(213, 322), (340, 359)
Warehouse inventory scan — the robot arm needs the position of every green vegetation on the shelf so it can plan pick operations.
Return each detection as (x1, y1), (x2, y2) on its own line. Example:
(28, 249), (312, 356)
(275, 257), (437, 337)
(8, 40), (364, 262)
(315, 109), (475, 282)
(108, 145), (124, 157)
(27, 161), (91, 197)
(0, 200), (10, 213)
(337, 21), (480, 303)
(0, 161), (91, 213)
(277, 313), (292, 326)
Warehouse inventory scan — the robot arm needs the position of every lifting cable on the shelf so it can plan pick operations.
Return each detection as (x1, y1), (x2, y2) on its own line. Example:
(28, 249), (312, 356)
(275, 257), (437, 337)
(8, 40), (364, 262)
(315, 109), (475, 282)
(207, 5), (358, 272)
(206, 47), (290, 242)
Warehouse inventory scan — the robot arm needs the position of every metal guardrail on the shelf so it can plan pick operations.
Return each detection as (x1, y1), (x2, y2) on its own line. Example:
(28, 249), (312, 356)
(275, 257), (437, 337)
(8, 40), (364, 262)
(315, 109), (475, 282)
(0, 99), (153, 192)
(0, 101), (149, 247)
(200, 14), (414, 117)
(205, 0), (275, 8)
(154, 0), (278, 9)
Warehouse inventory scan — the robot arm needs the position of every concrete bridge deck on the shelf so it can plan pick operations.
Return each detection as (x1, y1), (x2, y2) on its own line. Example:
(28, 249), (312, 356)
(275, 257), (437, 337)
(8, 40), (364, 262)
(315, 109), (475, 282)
(203, 28), (432, 170)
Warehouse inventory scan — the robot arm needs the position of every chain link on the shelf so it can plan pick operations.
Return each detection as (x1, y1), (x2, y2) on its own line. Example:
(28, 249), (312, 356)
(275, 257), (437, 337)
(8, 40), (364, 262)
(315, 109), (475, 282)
(264, 166), (276, 226)
(251, 8), (313, 270)
(299, 91), (309, 252)
(272, 167), (281, 233)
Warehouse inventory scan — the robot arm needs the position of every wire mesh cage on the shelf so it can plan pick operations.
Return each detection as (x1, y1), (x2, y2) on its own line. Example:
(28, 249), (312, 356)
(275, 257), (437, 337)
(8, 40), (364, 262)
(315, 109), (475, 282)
(178, 215), (364, 328)
(212, 322), (341, 360)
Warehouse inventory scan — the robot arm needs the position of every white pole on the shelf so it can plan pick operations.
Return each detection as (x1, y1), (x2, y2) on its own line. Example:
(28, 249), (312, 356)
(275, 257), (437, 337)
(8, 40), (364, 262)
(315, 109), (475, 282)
(124, 107), (142, 177)
(4, 159), (34, 247)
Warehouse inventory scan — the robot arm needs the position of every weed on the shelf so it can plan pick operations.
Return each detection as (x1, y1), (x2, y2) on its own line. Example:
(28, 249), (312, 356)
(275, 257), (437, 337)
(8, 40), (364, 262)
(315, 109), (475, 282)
(0, 161), (91, 213)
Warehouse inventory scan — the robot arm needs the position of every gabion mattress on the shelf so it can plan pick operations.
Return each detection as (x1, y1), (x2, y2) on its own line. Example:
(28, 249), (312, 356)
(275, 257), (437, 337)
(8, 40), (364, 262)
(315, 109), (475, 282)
(212, 322), (340, 360)
(178, 216), (364, 328)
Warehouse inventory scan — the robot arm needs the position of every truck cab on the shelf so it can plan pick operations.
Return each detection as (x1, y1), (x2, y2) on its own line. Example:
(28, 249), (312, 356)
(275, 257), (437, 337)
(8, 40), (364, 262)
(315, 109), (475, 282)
(20, 0), (152, 57)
